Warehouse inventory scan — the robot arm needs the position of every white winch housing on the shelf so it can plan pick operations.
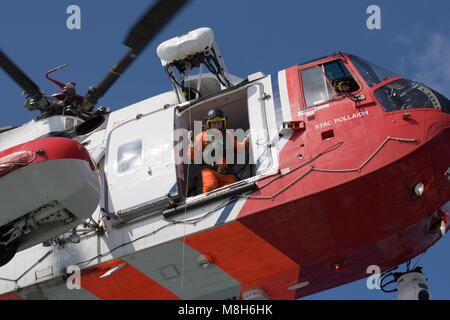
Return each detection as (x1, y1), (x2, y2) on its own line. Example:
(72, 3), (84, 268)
(156, 27), (215, 66)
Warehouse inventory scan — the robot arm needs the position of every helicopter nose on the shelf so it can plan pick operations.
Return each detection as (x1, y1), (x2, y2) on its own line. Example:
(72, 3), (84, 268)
(425, 110), (450, 141)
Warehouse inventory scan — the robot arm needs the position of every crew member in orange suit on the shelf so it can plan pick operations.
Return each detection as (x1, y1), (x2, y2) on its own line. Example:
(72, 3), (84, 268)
(188, 109), (250, 193)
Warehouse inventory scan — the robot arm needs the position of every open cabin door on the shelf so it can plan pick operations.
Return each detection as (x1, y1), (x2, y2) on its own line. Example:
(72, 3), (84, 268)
(247, 77), (280, 176)
(104, 97), (177, 219)
(161, 77), (282, 218)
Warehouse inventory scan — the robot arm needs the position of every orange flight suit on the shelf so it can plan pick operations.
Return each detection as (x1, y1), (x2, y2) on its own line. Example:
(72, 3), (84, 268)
(188, 130), (249, 193)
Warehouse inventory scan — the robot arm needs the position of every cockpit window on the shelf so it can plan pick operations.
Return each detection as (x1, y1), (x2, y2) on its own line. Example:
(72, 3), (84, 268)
(301, 66), (336, 107)
(374, 79), (446, 112)
(349, 56), (397, 87)
(301, 60), (360, 108)
(323, 60), (360, 94)
(324, 60), (351, 80)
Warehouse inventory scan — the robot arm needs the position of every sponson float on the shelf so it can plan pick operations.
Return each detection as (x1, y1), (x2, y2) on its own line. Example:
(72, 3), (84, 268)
(0, 130), (100, 266)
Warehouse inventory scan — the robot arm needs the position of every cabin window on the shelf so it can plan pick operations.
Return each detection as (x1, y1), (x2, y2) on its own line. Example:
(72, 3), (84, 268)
(117, 139), (142, 173)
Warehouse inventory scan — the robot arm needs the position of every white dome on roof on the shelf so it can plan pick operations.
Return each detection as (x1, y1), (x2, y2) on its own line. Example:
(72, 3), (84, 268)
(156, 27), (214, 66)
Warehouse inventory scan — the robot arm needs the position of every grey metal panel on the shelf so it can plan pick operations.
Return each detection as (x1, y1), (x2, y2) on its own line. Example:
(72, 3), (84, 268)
(18, 277), (99, 300)
(123, 239), (240, 300)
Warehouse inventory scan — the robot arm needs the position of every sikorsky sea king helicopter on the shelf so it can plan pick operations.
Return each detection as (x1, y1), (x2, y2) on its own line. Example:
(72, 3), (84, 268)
(0, 0), (449, 300)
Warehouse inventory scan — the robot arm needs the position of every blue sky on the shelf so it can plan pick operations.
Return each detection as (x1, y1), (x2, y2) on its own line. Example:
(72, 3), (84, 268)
(0, 0), (449, 299)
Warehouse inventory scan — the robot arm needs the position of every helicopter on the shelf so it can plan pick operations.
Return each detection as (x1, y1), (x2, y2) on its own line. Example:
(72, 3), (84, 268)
(0, 0), (449, 301)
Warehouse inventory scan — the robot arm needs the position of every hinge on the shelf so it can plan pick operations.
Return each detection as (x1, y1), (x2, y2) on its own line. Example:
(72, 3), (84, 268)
(258, 93), (271, 101)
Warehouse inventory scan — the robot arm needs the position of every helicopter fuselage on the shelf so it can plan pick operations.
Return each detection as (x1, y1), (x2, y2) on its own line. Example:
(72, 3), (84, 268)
(0, 52), (449, 300)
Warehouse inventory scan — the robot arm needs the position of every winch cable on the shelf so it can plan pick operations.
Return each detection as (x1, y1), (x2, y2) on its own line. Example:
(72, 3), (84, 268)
(379, 266), (400, 293)
(180, 62), (194, 292)
(379, 253), (426, 294)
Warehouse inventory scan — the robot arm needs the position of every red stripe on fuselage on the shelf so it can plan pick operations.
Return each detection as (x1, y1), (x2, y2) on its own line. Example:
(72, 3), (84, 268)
(0, 292), (24, 300)
(80, 259), (180, 300)
(183, 221), (299, 300)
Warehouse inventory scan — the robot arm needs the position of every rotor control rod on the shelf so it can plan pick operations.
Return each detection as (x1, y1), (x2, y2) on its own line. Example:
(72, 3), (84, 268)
(82, 0), (190, 112)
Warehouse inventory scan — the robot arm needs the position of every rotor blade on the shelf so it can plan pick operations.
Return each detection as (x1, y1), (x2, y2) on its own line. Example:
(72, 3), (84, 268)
(82, 0), (190, 112)
(124, 0), (189, 53)
(0, 49), (43, 101)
